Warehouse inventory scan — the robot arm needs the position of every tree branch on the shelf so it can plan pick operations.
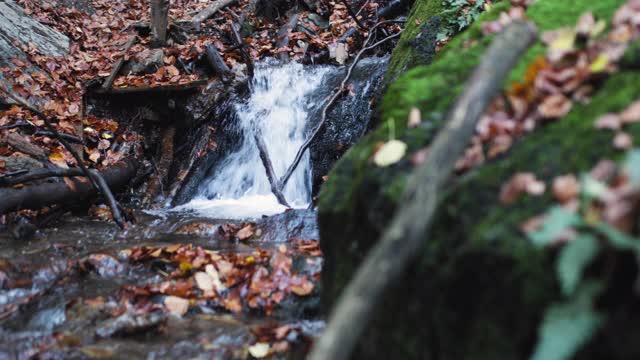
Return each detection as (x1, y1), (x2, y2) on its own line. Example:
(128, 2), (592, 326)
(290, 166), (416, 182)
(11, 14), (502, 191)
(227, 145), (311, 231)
(0, 87), (128, 228)
(307, 21), (538, 360)
(254, 133), (290, 207)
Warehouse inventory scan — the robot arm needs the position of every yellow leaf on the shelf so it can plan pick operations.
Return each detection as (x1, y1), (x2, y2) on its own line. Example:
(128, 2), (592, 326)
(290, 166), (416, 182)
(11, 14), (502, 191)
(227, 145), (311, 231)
(179, 262), (193, 273)
(591, 20), (607, 38)
(550, 29), (576, 51)
(590, 54), (609, 73)
(49, 151), (69, 169)
(373, 140), (407, 167)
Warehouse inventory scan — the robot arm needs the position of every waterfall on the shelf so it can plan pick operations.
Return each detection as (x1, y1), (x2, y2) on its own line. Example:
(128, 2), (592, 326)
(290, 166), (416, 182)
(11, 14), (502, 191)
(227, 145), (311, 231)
(181, 61), (332, 219)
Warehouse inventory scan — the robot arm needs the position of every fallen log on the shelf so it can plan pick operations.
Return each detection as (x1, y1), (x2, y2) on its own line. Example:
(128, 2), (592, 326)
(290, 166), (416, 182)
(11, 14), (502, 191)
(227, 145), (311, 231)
(0, 87), (128, 228)
(191, 0), (237, 26)
(308, 21), (538, 360)
(0, 159), (138, 215)
(102, 35), (137, 90)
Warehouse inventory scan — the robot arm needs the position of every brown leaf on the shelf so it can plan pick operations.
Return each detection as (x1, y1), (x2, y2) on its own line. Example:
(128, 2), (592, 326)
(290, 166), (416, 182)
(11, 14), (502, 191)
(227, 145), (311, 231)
(500, 173), (546, 205)
(613, 132), (633, 149)
(595, 113), (622, 130)
(236, 224), (254, 241)
(552, 175), (580, 204)
(539, 94), (572, 118)
(620, 101), (640, 124)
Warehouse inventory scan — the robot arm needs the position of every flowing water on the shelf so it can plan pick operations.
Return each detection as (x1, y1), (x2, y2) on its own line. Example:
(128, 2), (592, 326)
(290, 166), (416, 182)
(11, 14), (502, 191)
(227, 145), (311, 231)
(180, 61), (331, 219)
(178, 58), (388, 219)
(0, 58), (388, 358)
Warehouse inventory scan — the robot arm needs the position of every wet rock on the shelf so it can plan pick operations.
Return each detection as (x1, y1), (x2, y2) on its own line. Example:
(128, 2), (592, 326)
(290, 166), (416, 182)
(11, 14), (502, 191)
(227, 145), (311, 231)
(307, 13), (329, 29)
(122, 48), (164, 75)
(256, 209), (318, 243)
(79, 254), (125, 278)
(95, 311), (167, 338)
(0, 1), (69, 107)
(309, 57), (389, 196)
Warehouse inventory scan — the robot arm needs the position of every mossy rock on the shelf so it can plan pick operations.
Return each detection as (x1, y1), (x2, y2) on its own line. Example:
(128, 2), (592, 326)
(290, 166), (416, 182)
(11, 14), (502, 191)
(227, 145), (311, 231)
(318, 0), (640, 358)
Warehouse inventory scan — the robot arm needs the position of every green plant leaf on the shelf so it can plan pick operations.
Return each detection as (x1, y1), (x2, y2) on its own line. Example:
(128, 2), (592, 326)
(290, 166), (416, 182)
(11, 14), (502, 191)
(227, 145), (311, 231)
(556, 234), (600, 296)
(530, 281), (604, 360)
(581, 175), (609, 200)
(592, 222), (640, 252)
(528, 206), (582, 247)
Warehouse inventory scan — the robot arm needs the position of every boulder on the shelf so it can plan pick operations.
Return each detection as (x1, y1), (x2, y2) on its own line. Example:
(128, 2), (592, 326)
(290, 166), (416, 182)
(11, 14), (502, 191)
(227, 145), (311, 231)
(318, 0), (640, 358)
(122, 49), (164, 75)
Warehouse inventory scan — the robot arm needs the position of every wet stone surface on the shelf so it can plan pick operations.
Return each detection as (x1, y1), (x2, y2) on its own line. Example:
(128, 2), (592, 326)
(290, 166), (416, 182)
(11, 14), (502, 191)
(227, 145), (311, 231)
(0, 210), (323, 359)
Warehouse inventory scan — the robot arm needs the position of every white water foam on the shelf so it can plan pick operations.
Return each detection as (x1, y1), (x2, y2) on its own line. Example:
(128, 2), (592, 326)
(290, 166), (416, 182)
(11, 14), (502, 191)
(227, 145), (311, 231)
(177, 61), (331, 219)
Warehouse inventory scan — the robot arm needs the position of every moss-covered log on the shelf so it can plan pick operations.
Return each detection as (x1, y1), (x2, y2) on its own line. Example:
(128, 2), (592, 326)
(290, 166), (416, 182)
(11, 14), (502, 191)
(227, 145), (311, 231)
(318, 0), (640, 358)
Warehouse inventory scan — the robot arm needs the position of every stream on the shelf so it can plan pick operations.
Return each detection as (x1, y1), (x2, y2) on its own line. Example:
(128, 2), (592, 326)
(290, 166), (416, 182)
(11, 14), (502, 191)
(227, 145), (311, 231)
(0, 57), (388, 359)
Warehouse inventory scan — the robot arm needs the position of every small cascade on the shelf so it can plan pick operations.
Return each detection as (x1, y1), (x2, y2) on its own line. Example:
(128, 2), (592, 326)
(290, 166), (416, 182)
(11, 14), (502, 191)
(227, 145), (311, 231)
(179, 57), (388, 219)
(181, 61), (330, 218)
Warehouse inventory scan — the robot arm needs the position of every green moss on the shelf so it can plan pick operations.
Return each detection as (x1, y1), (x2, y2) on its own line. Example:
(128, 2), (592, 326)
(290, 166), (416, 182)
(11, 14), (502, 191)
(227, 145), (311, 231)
(385, 0), (444, 81)
(318, 0), (637, 358)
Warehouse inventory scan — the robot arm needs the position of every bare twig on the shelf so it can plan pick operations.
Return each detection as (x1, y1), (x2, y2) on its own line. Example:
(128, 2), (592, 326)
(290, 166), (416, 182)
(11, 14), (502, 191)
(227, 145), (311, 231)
(230, 22), (255, 79)
(307, 22), (538, 360)
(278, 20), (404, 190)
(355, 0), (371, 17)
(340, 0), (367, 29)
(0, 167), (84, 186)
(0, 87), (128, 228)
(254, 133), (290, 207)
(102, 35), (137, 90)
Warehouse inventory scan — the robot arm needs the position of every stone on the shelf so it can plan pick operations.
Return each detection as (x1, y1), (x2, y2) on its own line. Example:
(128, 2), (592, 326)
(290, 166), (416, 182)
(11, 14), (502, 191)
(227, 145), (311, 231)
(122, 49), (164, 75)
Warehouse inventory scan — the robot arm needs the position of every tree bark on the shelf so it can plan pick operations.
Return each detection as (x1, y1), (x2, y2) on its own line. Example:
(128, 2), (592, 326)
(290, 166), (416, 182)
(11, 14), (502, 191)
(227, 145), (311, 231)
(0, 159), (138, 215)
(150, 0), (170, 47)
(308, 21), (538, 360)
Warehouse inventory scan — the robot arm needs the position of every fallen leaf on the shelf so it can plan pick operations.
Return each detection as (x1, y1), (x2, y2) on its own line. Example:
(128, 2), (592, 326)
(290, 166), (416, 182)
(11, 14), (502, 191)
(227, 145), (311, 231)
(539, 94), (572, 118)
(595, 113), (622, 130)
(500, 173), (546, 205)
(194, 272), (214, 293)
(164, 296), (189, 316)
(373, 140), (407, 167)
(552, 175), (581, 203)
(236, 224), (254, 241)
(248, 343), (270, 358)
(407, 107), (421, 128)
(620, 101), (640, 124)
(613, 132), (633, 149)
